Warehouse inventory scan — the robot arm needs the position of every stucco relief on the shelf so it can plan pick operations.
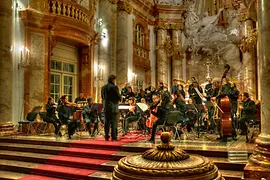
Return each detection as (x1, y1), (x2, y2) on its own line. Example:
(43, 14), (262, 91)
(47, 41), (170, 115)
(157, 0), (183, 5)
(29, 32), (45, 111)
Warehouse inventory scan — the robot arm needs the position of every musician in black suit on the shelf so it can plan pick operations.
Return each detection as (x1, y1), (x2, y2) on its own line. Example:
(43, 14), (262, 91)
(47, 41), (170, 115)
(148, 93), (173, 143)
(45, 97), (60, 135)
(188, 81), (203, 104)
(83, 97), (98, 137)
(58, 95), (79, 139)
(74, 92), (86, 103)
(102, 75), (121, 141)
(238, 92), (256, 135)
(123, 97), (139, 135)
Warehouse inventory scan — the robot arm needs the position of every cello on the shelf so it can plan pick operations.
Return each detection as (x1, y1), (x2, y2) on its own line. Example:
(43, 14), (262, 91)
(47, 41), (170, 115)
(218, 64), (232, 137)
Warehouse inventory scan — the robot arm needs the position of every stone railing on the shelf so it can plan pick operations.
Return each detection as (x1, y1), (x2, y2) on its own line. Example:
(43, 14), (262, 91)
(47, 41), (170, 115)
(49, 0), (90, 25)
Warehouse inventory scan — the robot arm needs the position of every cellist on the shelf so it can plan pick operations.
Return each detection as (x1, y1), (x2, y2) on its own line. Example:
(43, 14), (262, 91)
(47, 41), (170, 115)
(145, 93), (160, 131)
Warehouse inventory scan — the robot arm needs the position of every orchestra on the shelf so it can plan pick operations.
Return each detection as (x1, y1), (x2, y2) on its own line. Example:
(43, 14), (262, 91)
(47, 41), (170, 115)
(40, 72), (259, 142)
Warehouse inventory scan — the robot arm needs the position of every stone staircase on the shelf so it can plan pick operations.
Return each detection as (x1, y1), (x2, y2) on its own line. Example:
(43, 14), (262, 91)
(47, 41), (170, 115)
(0, 137), (246, 180)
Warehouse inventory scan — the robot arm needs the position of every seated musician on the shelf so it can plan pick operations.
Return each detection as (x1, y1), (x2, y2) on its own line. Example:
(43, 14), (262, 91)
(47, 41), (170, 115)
(238, 92), (256, 135)
(74, 92), (86, 104)
(186, 98), (198, 132)
(123, 97), (139, 135)
(148, 93), (174, 143)
(58, 95), (80, 139)
(45, 97), (60, 135)
(172, 92), (186, 139)
(83, 97), (98, 137)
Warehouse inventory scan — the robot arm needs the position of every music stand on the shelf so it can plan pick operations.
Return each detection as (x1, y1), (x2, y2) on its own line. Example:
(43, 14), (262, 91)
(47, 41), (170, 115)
(195, 104), (211, 140)
(135, 103), (149, 137)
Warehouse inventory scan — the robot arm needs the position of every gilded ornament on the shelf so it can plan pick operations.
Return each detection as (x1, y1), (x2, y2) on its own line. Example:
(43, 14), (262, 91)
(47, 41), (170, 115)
(29, 0), (49, 12)
(117, 1), (133, 14)
(239, 28), (258, 53)
(109, 0), (118, 4)
(113, 133), (224, 180)
(238, 12), (249, 22)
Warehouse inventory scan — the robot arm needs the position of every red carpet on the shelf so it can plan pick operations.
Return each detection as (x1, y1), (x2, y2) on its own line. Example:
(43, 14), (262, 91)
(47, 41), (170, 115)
(19, 132), (147, 179)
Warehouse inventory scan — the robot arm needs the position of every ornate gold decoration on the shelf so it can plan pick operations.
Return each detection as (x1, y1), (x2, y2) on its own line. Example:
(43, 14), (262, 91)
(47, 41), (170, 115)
(155, 22), (184, 30)
(113, 133), (224, 180)
(157, 36), (183, 59)
(238, 11), (249, 22)
(109, 0), (118, 4)
(239, 28), (258, 53)
(117, 1), (133, 14)
(142, 132), (189, 161)
(29, 0), (49, 12)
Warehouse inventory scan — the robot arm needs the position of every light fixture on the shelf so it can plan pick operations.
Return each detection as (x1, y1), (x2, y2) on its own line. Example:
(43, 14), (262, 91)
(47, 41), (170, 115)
(18, 46), (30, 69)
(95, 64), (104, 81)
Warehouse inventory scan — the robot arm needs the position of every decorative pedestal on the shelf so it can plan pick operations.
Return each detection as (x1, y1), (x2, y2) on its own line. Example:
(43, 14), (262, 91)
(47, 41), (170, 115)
(113, 132), (223, 180)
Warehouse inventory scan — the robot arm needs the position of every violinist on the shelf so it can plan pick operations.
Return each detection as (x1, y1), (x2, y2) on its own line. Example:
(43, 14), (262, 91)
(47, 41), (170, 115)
(148, 93), (173, 143)
(45, 97), (60, 135)
(123, 97), (139, 136)
(58, 95), (80, 139)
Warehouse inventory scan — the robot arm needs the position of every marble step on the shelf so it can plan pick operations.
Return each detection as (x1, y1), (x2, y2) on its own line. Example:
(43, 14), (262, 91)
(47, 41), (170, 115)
(0, 142), (123, 160)
(0, 159), (100, 180)
(0, 137), (123, 150)
(0, 150), (117, 172)
(88, 169), (243, 180)
(0, 170), (64, 180)
(0, 149), (245, 172)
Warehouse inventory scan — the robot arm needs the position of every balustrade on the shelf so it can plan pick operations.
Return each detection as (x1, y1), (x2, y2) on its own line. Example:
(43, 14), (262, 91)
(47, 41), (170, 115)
(49, 0), (90, 25)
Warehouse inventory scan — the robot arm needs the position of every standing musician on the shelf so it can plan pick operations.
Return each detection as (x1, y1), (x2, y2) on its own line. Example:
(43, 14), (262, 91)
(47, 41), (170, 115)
(205, 79), (219, 133)
(188, 81), (203, 105)
(216, 77), (237, 140)
(238, 92), (256, 135)
(83, 97), (98, 137)
(148, 93), (174, 143)
(58, 95), (80, 139)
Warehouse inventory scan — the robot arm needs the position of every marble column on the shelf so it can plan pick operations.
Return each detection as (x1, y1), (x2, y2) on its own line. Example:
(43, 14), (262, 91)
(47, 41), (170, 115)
(97, 0), (117, 102)
(156, 29), (168, 86)
(244, 0), (270, 178)
(172, 29), (183, 81)
(0, 0), (14, 135)
(241, 19), (257, 99)
(116, 1), (133, 90)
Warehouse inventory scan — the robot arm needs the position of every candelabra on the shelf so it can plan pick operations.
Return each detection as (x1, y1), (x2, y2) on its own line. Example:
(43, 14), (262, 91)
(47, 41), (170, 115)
(94, 64), (104, 81)
(18, 46), (30, 69)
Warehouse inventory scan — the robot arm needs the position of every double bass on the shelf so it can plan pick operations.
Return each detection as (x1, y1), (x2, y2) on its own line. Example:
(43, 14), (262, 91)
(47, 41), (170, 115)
(218, 64), (232, 137)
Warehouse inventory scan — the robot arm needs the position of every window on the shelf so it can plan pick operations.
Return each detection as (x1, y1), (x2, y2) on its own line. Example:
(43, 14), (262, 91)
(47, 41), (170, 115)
(135, 24), (147, 59)
(135, 24), (144, 46)
(50, 60), (77, 103)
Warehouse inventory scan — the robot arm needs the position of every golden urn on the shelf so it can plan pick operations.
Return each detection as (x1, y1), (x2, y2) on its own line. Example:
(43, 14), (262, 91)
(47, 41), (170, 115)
(113, 132), (223, 180)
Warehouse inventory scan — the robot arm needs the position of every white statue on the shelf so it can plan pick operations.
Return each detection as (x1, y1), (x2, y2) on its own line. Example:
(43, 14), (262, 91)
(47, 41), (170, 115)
(184, 3), (243, 71)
